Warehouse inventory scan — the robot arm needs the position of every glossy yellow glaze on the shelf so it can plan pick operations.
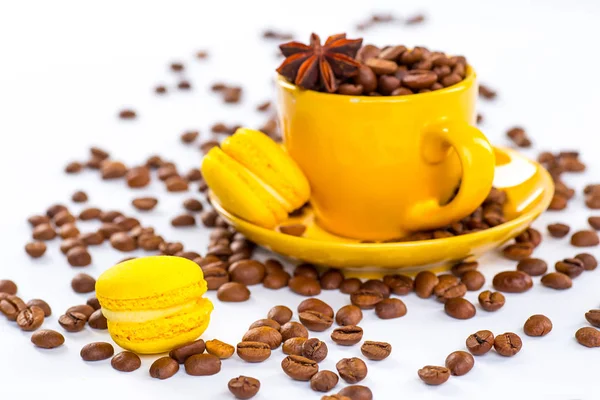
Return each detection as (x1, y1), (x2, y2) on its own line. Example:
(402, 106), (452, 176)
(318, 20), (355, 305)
(276, 67), (495, 240)
(210, 148), (553, 275)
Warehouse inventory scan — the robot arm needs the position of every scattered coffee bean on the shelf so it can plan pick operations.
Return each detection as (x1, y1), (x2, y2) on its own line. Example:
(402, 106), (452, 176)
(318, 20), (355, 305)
(466, 330), (494, 355)
(46, 204), (68, 218)
(66, 304), (95, 318)
(445, 351), (474, 376)
(335, 305), (363, 326)
(178, 80), (191, 90)
(523, 314), (552, 337)
(414, 271), (439, 298)
(31, 329), (64, 349)
(0, 294), (26, 320)
(32, 223), (56, 241)
(71, 273), (96, 293)
(111, 351), (141, 372)
(26, 299), (51, 317)
(289, 276), (321, 296)
(280, 321), (309, 342)
(478, 290), (505, 312)
(320, 269), (345, 290)
(282, 354), (319, 381)
(65, 161), (83, 174)
(382, 274), (413, 295)
(331, 325), (363, 346)
(150, 357), (179, 379)
(294, 264), (319, 279)
(87, 297), (100, 310)
(541, 272), (572, 289)
(58, 312), (88, 332)
(589, 216), (600, 230)
(229, 260), (266, 285)
(444, 298), (476, 320)
(571, 230), (599, 247)
(81, 342), (114, 361)
(184, 353), (221, 376)
(237, 341), (271, 362)
(71, 190), (88, 203)
(25, 242), (47, 258)
(283, 337), (307, 355)
(493, 271), (533, 293)
(0, 280), (17, 294)
(228, 376), (261, 399)
(242, 326), (282, 349)
(263, 270), (292, 289)
(502, 242), (534, 260)
(310, 370), (339, 392)
(165, 176), (189, 192)
(171, 214), (196, 227)
(360, 341), (391, 361)
(118, 109), (136, 119)
(461, 270), (485, 291)
(267, 305), (292, 325)
(585, 310), (600, 327)
(79, 207), (102, 220)
(576, 327), (600, 348)
(494, 332), (522, 356)
(183, 198), (204, 212)
(217, 282), (250, 302)
(451, 261), (478, 277)
(575, 253), (597, 270)
(555, 257), (585, 278)
(302, 338), (328, 363)
(16, 306), (45, 331)
(336, 357), (367, 384)
(360, 279), (390, 298)
(299, 310), (334, 332)
(517, 258), (548, 276)
(339, 278), (362, 294)
(28, 215), (50, 227)
(418, 365), (451, 385)
(350, 289), (383, 309)
(298, 298), (334, 318)
(181, 130), (199, 144)
(374, 298), (407, 319)
(547, 223), (570, 238)
(205, 339), (234, 359)
(87, 309), (107, 330)
(67, 247), (92, 267)
(338, 385), (373, 400)
(168, 340), (206, 363)
(59, 223), (80, 239)
(249, 318), (280, 331)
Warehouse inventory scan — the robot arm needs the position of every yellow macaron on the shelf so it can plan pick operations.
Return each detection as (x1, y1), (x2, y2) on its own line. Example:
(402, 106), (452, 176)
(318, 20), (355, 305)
(201, 128), (310, 228)
(96, 256), (213, 354)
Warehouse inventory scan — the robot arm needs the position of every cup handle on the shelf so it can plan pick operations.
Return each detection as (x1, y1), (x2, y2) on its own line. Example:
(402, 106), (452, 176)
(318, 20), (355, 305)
(405, 120), (495, 231)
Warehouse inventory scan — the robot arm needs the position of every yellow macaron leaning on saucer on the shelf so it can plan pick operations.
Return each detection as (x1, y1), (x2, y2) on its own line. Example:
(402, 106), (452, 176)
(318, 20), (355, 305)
(96, 256), (213, 354)
(201, 127), (310, 228)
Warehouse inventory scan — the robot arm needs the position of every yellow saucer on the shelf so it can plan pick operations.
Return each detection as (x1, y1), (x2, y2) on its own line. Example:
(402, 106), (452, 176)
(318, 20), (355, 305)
(210, 147), (553, 274)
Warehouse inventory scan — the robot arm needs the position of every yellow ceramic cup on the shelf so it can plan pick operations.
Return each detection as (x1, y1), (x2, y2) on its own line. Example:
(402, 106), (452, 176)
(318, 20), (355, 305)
(276, 66), (495, 241)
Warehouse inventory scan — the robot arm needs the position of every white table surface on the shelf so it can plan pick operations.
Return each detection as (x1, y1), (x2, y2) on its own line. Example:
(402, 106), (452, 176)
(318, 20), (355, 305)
(1, 1), (599, 399)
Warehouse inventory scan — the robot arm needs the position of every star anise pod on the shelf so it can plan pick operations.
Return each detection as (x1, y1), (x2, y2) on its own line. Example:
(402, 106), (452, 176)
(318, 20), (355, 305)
(276, 33), (363, 93)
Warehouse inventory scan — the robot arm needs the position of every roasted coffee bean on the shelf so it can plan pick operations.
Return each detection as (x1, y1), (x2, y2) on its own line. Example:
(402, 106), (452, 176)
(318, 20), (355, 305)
(16, 306), (45, 331)
(576, 327), (600, 348)
(589, 216), (600, 230)
(264, 258), (283, 274)
(99, 222), (123, 238)
(81, 342), (114, 361)
(169, 340), (206, 363)
(335, 305), (363, 326)
(523, 314), (552, 337)
(61, 238), (86, 254)
(71, 190), (88, 203)
(418, 365), (451, 385)
(361, 341), (391, 361)
(382, 274), (413, 295)
(87, 309), (107, 330)
(31, 329), (64, 349)
(494, 332), (522, 356)
(360, 279), (390, 298)
(66, 304), (95, 318)
(110, 215), (139, 230)
(171, 214), (196, 227)
(350, 289), (383, 309)
(228, 376), (260, 399)
(444, 298), (476, 319)
(111, 351), (141, 372)
(71, 273), (96, 293)
(515, 227), (542, 248)
(283, 337), (307, 355)
(478, 290), (505, 311)
(101, 161), (128, 179)
(541, 272), (572, 289)
(466, 330), (494, 355)
(28, 215), (50, 227)
(289, 276), (321, 296)
(185, 353), (221, 376)
(280, 321), (309, 342)
(302, 338), (328, 362)
(585, 310), (600, 327)
(434, 278), (467, 302)
(299, 310), (333, 332)
(242, 326), (282, 349)
(26, 299), (51, 317)
(548, 223), (570, 238)
(54, 210), (76, 227)
(32, 223), (56, 241)
(159, 241), (184, 255)
(177, 80), (191, 90)
(150, 357), (179, 379)
(202, 265), (229, 290)
(165, 176), (189, 192)
(282, 354), (319, 381)
(374, 298), (407, 319)
(67, 247), (92, 267)
(110, 232), (137, 252)
(217, 282), (250, 302)
(338, 385), (373, 400)
(445, 351), (474, 376)
(180, 130), (199, 144)
(336, 357), (367, 384)
(237, 341), (271, 362)
(575, 253), (598, 270)
(571, 230), (599, 247)
(331, 325), (363, 346)
(320, 269), (345, 290)
(309, 370), (339, 392)
(502, 243), (534, 261)
(461, 270), (485, 291)
(99, 210), (123, 223)
(0, 294), (26, 320)
(294, 263), (319, 279)
(58, 312), (88, 332)
(339, 278), (362, 294)
(517, 258), (548, 276)
(157, 165), (178, 181)
(338, 83), (364, 95)
(118, 109), (136, 119)
(78, 207), (102, 221)
(414, 271), (439, 298)
(86, 297), (100, 310)
(25, 241), (47, 258)
(182, 198), (203, 213)
(267, 305), (292, 325)
(298, 298), (334, 318)
(205, 339), (235, 359)
(0, 280), (17, 295)
(131, 197), (158, 211)
(493, 271), (533, 293)
(555, 258), (585, 278)
(46, 204), (68, 218)
(65, 161), (83, 174)
(229, 260), (266, 285)
(59, 223), (80, 239)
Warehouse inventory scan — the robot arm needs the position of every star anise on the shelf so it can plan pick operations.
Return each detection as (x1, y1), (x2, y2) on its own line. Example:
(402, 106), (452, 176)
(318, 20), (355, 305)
(276, 33), (363, 93)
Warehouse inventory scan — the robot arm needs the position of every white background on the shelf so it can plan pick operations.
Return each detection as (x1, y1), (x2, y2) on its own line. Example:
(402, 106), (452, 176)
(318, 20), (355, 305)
(1, 1), (599, 399)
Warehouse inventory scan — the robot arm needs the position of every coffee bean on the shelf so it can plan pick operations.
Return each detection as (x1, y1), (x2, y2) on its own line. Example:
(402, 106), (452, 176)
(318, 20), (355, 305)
(66, 305), (94, 319)
(374, 298), (407, 319)
(125, 166), (151, 188)
(71, 190), (88, 203)
(67, 247), (92, 267)
(229, 260), (265, 285)
(0, 280), (17, 295)
(204, 339), (234, 359)
(365, 58), (397, 75)
(335, 305), (363, 326)
(319, 269), (344, 290)
(461, 270), (485, 291)
(267, 305), (292, 325)
(279, 224), (306, 236)
(297, 298), (333, 318)
(450, 261), (478, 277)
(331, 325), (363, 346)
(515, 227), (542, 248)
(228, 376), (260, 399)
(181, 199), (203, 213)
(159, 241), (184, 255)
(118, 109), (136, 119)
(217, 282), (250, 302)
(575, 253), (597, 270)
(339, 278), (362, 294)
(350, 289), (383, 309)
(84, 309), (106, 330)
(310, 370), (339, 394)
(28, 215), (50, 227)
(289, 276), (321, 296)
(571, 230), (599, 247)
(65, 161), (83, 174)
(382, 274), (413, 295)
(171, 214), (196, 227)
(81, 342), (114, 361)
(0, 294), (26, 320)
(299, 311), (334, 332)
(59, 223), (80, 239)
(360, 279), (390, 298)
(294, 263), (319, 279)
(78, 207), (102, 221)
(555, 257), (585, 278)
(494, 332), (522, 356)
(280, 321), (309, 342)
(418, 365), (450, 385)
(111, 351), (141, 372)
(129, 197), (157, 212)
(242, 326), (282, 349)
(87, 297), (100, 310)
(101, 161), (127, 179)
(177, 80), (192, 90)
(502, 242), (534, 261)
(433, 277), (467, 302)
(492, 271), (533, 293)
(54, 210), (76, 227)
(58, 312), (88, 332)
(282, 355), (319, 381)
(589, 216), (600, 230)
(338, 385), (373, 400)
(302, 338), (328, 362)
(180, 130), (199, 144)
(576, 327), (600, 348)
(466, 330), (494, 355)
(167, 339), (206, 364)
(46, 204), (68, 218)
(402, 70), (438, 89)
(71, 273), (96, 293)
(150, 357), (179, 379)
(184, 353), (221, 376)
(585, 310), (600, 327)
(360, 341), (391, 361)
(31, 329), (64, 349)
(541, 272), (572, 289)
(516, 258), (548, 276)
(547, 223), (570, 238)
(248, 319), (281, 332)
(283, 337), (307, 355)
(336, 357), (367, 384)
(263, 270), (291, 289)
(445, 351), (474, 376)
(478, 290), (505, 311)
(26, 299), (51, 317)
(25, 241), (47, 258)
(32, 223), (56, 241)
(16, 306), (45, 331)
(237, 341), (271, 362)
(523, 314), (552, 337)
(444, 298), (476, 319)
(414, 271), (439, 298)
